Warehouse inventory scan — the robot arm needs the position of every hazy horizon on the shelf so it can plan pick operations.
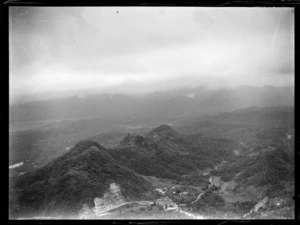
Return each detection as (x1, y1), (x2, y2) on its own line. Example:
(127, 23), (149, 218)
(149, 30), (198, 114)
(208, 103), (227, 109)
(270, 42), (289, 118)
(9, 7), (294, 104)
(9, 84), (295, 106)
(8, 8), (295, 220)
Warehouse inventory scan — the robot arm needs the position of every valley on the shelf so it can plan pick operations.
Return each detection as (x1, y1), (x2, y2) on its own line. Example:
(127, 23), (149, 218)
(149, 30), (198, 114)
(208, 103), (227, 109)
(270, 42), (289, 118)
(8, 5), (295, 221)
(9, 106), (295, 219)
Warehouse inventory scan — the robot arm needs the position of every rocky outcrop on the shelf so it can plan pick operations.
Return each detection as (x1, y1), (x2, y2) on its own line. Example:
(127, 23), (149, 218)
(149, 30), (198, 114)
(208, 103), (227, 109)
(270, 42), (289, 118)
(80, 183), (125, 219)
(254, 197), (268, 212)
(243, 196), (269, 218)
(94, 183), (125, 215)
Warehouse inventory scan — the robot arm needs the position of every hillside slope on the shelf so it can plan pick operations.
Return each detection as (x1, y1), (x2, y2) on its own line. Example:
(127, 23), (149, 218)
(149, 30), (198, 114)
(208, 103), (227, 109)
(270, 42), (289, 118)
(9, 141), (153, 218)
(9, 106), (294, 219)
(107, 124), (236, 185)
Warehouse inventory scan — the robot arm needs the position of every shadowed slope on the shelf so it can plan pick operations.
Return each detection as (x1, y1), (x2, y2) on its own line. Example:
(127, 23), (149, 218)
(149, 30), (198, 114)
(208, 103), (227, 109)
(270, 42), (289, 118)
(10, 140), (152, 218)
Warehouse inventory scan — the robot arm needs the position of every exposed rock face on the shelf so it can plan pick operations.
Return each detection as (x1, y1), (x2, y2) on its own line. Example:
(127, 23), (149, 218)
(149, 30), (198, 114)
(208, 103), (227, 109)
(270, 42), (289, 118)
(254, 197), (268, 212)
(80, 203), (95, 218)
(243, 196), (269, 218)
(94, 183), (125, 215)
(80, 183), (125, 218)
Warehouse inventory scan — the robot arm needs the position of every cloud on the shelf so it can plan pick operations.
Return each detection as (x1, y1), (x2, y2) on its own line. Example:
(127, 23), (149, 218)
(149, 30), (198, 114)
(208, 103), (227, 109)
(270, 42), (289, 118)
(9, 7), (294, 102)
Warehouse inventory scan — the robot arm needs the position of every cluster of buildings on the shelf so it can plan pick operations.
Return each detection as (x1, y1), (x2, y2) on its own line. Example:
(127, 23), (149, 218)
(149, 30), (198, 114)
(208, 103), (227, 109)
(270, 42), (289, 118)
(155, 197), (178, 211)
(155, 187), (167, 194)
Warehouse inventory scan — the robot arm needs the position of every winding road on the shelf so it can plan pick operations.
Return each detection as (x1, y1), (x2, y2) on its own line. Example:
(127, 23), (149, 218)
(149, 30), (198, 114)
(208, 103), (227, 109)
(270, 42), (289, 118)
(190, 193), (204, 204)
(84, 160), (229, 219)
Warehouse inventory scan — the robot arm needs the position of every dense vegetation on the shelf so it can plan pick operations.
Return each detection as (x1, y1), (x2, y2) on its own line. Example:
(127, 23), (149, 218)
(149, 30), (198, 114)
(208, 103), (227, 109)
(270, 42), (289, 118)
(10, 141), (152, 218)
(9, 106), (294, 219)
(106, 125), (236, 183)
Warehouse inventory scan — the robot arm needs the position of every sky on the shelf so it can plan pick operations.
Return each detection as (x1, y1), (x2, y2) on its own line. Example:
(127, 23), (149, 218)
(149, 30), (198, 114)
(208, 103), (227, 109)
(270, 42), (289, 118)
(9, 7), (294, 104)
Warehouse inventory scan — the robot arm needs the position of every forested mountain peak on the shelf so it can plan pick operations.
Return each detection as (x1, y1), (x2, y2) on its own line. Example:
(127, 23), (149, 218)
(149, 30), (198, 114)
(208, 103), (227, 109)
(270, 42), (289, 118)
(148, 124), (179, 138)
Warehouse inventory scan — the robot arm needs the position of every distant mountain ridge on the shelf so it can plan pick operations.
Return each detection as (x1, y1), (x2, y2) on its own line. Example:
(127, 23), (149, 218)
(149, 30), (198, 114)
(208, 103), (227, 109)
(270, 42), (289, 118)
(118, 124), (184, 151)
(10, 85), (294, 124)
(148, 124), (179, 138)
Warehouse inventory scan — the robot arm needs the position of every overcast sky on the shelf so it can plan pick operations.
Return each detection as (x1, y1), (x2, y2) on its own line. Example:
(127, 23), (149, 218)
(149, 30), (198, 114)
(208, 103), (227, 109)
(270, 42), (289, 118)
(9, 7), (294, 103)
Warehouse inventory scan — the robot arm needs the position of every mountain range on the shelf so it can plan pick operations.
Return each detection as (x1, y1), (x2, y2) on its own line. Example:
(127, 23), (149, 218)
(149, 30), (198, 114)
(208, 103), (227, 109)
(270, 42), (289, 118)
(10, 85), (294, 124)
(9, 105), (295, 219)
